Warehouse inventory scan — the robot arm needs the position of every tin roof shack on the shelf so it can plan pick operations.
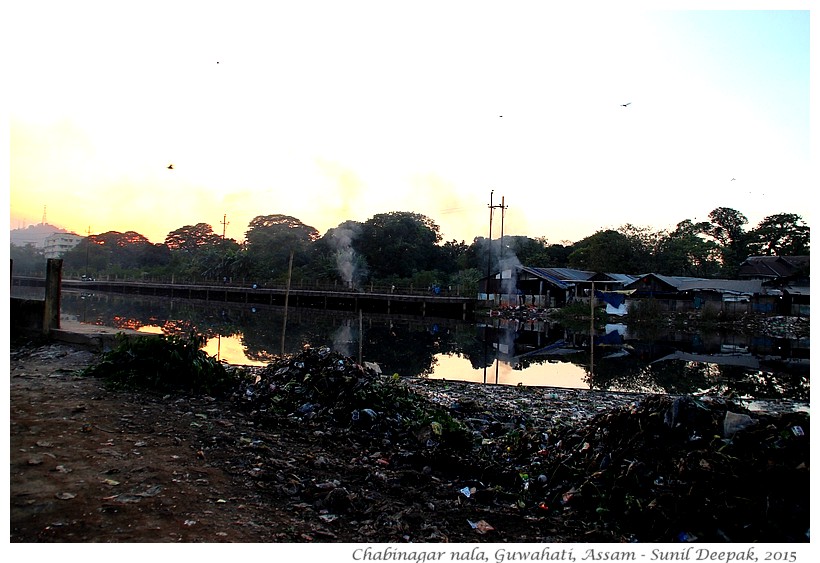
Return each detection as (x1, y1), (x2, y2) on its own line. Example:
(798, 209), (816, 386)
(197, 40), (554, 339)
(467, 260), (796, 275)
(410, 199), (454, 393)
(738, 255), (809, 281)
(480, 266), (632, 308)
(623, 274), (782, 317)
(738, 256), (810, 317)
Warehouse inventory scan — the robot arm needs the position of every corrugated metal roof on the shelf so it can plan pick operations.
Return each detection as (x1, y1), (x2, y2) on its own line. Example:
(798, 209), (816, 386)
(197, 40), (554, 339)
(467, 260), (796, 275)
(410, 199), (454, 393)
(518, 266), (606, 289)
(782, 285), (810, 296)
(740, 256), (810, 278)
(625, 274), (769, 295)
(651, 274), (710, 288)
(677, 279), (764, 295)
(518, 266), (574, 289)
(547, 267), (596, 281)
(605, 273), (641, 285)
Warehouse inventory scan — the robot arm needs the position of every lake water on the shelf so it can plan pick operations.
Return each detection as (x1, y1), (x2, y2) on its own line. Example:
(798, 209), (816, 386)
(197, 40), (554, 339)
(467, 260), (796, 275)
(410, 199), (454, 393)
(19, 287), (809, 402)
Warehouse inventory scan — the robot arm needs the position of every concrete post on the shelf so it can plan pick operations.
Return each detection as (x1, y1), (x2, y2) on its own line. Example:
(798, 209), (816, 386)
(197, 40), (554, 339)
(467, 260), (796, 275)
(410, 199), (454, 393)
(43, 259), (63, 334)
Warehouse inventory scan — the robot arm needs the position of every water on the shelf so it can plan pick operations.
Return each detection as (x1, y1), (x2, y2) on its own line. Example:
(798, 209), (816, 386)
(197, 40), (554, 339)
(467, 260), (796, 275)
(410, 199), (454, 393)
(51, 289), (809, 401)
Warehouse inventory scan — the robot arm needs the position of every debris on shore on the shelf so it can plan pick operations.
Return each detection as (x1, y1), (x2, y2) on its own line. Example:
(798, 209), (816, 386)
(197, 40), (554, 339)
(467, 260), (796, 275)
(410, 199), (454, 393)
(232, 345), (811, 542)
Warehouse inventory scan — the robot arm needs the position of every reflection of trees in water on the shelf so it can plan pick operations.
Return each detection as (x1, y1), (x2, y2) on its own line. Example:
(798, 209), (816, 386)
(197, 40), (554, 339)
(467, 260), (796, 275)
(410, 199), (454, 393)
(60, 291), (467, 377)
(574, 346), (809, 401)
(59, 292), (809, 401)
(358, 320), (466, 378)
(62, 291), (243, 340)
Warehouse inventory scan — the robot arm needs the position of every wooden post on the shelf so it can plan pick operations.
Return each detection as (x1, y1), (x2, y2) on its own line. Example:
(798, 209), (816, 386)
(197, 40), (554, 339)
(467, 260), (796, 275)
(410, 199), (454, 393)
(280, 250), (294, 355)
(43, 259), (63, 334)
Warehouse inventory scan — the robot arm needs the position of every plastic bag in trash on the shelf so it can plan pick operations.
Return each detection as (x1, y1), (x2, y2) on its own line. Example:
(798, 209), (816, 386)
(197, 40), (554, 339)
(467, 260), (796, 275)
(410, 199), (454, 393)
(723, 411), (757, 438)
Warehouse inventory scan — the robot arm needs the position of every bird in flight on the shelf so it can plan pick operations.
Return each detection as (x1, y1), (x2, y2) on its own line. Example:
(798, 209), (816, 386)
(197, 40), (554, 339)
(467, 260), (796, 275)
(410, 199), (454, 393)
(731, 178), (736, 181)
(620, 102), (631, 107)
(167, 164), (174, 170)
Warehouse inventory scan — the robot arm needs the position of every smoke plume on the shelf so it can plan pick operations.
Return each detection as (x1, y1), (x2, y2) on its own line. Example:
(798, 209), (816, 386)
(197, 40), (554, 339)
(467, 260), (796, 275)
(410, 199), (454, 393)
(329, 224), (364, 288)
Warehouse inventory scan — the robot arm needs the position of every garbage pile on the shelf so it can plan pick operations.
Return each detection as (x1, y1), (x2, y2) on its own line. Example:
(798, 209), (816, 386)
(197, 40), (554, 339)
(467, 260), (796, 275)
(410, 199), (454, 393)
(478, 394), (810, 542)
(231, 347), (809, 543)
(235, 345), (474, 453)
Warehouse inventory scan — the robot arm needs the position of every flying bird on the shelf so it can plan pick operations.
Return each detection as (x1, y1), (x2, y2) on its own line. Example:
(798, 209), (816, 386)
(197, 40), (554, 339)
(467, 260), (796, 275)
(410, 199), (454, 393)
(731, 178), (736, 181)
(620, 102), (631, 107)
(167, 164), (174, 170)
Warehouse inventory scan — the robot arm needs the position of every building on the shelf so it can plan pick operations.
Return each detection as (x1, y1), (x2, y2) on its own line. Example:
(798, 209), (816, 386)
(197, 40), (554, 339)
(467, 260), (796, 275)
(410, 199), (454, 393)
(622, 273), (805, 316)
(43, 232), (83, 259)
(737, 256), (809, 281)
(480, 266), (635, 307)
(736, 256), (810, 316)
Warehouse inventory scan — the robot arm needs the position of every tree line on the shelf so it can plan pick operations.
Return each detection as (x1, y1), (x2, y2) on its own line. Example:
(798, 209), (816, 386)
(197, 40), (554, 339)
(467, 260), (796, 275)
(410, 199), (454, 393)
(10, 207), (810, 294)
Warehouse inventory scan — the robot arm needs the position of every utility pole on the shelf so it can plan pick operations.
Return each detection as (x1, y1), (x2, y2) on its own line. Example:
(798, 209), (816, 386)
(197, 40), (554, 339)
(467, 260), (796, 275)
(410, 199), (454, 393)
(487, 190), (505, 305)
(499, 195), (509, 304)
(85, 226), (91, 278)
(220, 214), (229, 239)
(499, 195), (508, 265)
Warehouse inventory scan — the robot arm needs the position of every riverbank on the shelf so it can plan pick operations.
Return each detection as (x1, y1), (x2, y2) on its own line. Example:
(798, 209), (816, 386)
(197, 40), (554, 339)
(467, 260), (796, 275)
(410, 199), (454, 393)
(10, 333), (810, 544)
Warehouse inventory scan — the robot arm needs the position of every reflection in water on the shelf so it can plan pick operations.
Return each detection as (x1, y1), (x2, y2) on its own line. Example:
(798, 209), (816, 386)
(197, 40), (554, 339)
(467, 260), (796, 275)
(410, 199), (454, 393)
(57, 290), (809, 402)
(432, 352), (589, 388)
(205, 335), (269, 366)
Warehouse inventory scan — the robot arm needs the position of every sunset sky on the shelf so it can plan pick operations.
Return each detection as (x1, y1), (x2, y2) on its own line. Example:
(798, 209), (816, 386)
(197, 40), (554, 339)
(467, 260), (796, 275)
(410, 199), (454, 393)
(6, 1), (814, 246)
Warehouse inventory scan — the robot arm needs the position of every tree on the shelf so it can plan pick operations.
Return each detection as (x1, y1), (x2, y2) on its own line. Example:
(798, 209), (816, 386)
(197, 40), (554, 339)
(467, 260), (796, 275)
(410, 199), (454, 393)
(309, 221), (369, 287)
(10, 243), (46, 276)
(746, 213), (810, 256)
(436, 239), (469, 275)
(62, 231), (170, 275)
(568, 230), (638, 273)
(615, 224), (662, 273)
(164, 223), (241, 281)
(704, 207), (749, 277)
(194, 239), (243, 281)
(357, 211), (442, 280)
(165, 223), (223, 252)
(655, 220), (721, 277)
(244, 214), (320, 282)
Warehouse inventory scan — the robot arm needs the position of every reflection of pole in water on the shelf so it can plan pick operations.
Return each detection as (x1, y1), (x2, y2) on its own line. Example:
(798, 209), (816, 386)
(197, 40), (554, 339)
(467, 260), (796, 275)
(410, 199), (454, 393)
(358, 309), (363, 365)
(482, 324), (489, 384)
(590, 281), (595, 377)
(281, 250), (294, 356)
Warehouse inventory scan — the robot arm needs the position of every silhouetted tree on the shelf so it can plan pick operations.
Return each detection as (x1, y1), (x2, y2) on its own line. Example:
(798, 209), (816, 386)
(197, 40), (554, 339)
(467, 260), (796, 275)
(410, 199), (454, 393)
(244, 214), (320, 282)
(63, 231), (170, 275)
(568, 230), (638, 273)
(357, 211), (442, 280)
(746, 213), (810, 256)
(704, 207), (749, 277)
(165, 223), (223, 252)
(655, 220), (721, 277)
(10, 243), (45, 276)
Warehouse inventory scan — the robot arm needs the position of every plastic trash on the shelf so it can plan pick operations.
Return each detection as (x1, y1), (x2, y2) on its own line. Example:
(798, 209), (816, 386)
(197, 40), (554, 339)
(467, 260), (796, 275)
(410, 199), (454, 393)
(467, 519), (494, 534)
(677, 531), (698, 542)
(723, 411), (757, 438)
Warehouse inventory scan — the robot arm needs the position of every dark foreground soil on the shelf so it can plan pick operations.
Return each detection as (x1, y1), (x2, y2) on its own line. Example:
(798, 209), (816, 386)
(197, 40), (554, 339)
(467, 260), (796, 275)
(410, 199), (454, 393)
(9, 337), (810, 545)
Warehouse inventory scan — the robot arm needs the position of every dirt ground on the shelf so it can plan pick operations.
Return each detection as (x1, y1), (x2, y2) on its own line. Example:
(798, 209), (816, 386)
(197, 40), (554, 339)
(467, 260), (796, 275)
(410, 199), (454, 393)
(9, 335), (810, 546)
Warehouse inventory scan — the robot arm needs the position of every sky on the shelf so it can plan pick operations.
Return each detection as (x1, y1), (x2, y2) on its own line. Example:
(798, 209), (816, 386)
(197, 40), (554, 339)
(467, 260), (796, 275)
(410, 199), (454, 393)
(5, 1), (815, 246)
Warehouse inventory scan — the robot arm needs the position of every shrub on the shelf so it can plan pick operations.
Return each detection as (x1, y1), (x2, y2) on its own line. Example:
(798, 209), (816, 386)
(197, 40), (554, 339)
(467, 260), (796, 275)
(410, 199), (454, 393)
(81, 332), (247, 396)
